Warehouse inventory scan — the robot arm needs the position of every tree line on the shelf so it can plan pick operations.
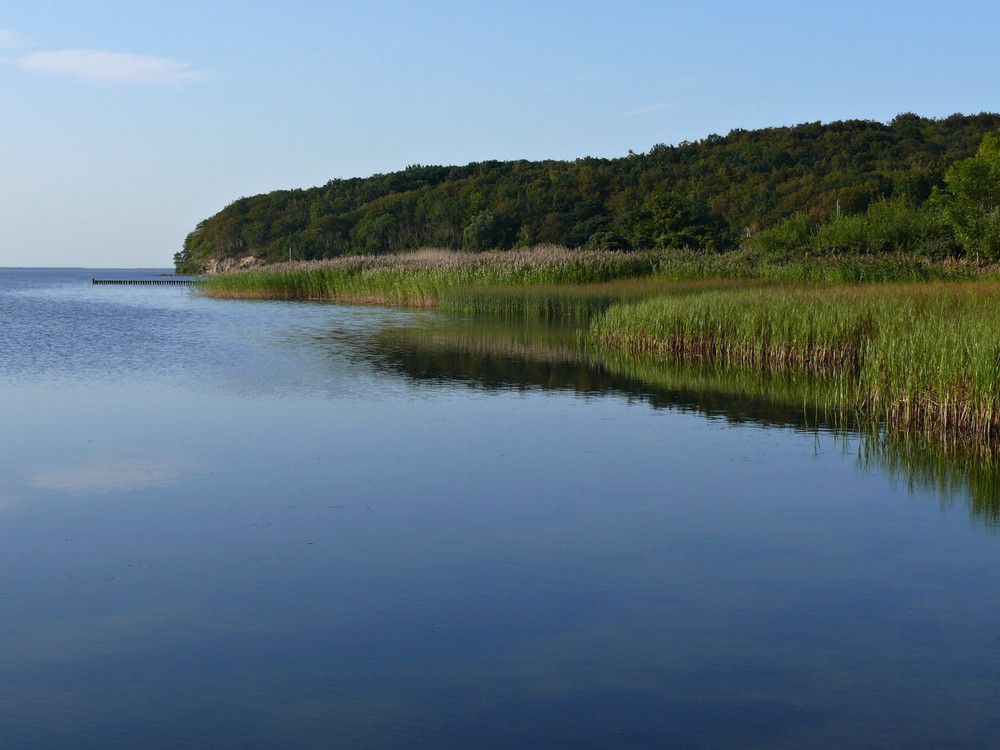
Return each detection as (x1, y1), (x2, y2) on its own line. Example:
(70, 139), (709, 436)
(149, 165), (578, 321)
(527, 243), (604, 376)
(174, 112), (1000, 273)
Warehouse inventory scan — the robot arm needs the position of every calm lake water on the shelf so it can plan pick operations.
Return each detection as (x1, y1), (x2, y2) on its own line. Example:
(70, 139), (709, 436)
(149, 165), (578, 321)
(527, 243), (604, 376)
(2, 267), (999, 749)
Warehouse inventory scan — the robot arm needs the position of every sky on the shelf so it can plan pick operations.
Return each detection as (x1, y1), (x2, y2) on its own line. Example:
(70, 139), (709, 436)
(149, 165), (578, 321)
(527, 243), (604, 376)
(2, 0), (999, 268)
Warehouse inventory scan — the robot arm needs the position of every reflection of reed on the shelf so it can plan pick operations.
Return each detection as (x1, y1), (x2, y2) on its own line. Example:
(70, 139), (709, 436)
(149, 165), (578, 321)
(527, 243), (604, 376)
(597, 351), (1000, 526)
(375, 318), (603, 392)
(598, 349), (854, 429)
(857, 430), (1000, 527)
(374, 313), (1000, 526)
(377, 316), (859, 427)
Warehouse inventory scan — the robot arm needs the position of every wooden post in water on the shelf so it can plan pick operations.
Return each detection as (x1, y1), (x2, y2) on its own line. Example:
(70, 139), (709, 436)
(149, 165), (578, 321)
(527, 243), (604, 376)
(91, 278), (194, 286)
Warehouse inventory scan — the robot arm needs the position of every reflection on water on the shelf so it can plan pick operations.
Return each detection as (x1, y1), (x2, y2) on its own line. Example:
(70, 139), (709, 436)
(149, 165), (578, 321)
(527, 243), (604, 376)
(858, 435), (1000, 525)
(3, 269), (1000, 749)
(371, 313), (1000, 527)
(372, 314), (844, 426)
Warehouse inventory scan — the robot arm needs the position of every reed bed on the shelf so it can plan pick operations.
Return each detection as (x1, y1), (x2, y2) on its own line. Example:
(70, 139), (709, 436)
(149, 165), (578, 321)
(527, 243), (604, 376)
(439, 277), (749, 319)
(197, 244), (1000, 446)
(196, 247), (992, 307)
(648, 250), (986, 283)
(748, 255), (985, 284)
(591, 282), (1000, 449)
(197, 246), (661, 305)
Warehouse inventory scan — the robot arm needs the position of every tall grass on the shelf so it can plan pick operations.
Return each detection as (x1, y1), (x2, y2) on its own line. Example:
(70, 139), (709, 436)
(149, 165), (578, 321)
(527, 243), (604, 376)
(591, 282), (1000, 449)
(197, 246), (660, 305)
(439, 278), (749, 319)
(196, 246), (992, 307)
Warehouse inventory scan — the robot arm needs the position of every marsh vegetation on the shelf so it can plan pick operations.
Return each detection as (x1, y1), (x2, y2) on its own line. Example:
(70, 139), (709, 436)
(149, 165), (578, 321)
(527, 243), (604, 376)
(197, 246), (1000, 454)
(593, 282), (1000, 452)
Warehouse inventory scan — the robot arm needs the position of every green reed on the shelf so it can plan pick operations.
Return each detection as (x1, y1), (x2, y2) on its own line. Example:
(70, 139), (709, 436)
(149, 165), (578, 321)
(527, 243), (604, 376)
(197, 243), (1000, 446)
(649, 250), (986, 283)
(197, 247), (662, 304)
(438, 278), (749, 319)
(591, 281), (1000, 448)
(196, 247), (993, 307)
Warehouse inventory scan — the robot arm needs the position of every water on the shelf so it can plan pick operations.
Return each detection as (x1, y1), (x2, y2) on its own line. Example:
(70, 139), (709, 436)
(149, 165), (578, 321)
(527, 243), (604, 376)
(2, 268), (999, 749)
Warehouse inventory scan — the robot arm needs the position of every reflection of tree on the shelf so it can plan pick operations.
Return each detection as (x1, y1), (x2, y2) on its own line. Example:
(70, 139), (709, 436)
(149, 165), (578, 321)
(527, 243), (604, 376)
(371, 313), (1000, 528)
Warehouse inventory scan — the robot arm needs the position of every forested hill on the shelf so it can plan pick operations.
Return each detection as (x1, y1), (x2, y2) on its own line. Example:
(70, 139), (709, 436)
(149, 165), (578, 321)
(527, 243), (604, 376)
(174, 112), (1000, 273)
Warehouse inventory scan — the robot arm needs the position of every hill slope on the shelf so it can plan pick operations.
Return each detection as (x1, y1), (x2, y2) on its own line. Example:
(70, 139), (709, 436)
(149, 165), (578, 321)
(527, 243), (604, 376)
(174, 113), (1000, 273)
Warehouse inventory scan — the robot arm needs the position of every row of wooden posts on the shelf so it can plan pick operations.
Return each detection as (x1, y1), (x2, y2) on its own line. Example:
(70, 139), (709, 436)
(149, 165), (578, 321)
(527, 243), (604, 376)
(91, 278), (195, 286)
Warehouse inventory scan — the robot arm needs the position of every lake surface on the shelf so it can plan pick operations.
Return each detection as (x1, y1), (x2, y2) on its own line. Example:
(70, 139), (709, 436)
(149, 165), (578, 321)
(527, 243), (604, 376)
(2, 267), (999, 749)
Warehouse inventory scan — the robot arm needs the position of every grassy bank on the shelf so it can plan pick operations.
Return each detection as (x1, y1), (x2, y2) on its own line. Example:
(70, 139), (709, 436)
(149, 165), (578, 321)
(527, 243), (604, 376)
(591, 282), (1000, 450)
(195, 247), (989, 307)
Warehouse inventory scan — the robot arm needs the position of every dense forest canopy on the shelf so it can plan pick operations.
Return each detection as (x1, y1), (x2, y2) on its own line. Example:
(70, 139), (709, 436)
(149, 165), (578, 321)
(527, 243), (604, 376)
(174, 113), (1000, 273)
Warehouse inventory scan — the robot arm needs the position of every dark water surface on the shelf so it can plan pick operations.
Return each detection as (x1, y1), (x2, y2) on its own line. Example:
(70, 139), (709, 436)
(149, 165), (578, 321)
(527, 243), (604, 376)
(2, 268), (999, 749)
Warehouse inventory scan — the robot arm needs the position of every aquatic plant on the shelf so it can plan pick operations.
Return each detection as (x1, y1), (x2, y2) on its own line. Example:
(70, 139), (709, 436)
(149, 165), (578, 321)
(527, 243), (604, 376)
(196, 244), (1000, 448)
(591, 282), (1000, 450)
(197, 246), (661, 304)
(438, 277), (749, 319)
(197, 246), (991, 308)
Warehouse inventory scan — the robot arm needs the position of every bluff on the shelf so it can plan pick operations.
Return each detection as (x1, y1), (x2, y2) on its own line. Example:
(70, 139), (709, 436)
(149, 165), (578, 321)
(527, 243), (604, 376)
(174, 113), (1000, 274)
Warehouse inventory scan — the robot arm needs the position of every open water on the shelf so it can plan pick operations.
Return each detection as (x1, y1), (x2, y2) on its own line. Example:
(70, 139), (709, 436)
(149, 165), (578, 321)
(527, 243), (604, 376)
(2, 267), (999, 749)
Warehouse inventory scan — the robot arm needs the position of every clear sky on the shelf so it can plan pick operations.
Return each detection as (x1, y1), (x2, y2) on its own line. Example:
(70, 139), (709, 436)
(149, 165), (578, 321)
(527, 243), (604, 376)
(3, 0), (998, 268)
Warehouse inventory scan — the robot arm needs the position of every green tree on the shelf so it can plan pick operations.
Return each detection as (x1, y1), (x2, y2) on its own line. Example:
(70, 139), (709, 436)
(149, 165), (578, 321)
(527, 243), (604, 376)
(175, 113), (1000, 271)
(939, 131), (1000, 261)
(624, 191), (716, 250)
(463, 209), (497, 250)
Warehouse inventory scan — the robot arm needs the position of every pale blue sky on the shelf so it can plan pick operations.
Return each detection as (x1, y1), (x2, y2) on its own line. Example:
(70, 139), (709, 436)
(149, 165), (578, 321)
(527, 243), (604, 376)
(3, 1), (998, 267)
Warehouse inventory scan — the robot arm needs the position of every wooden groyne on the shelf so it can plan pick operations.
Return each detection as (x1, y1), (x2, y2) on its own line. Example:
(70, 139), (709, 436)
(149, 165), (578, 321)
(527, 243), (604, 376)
(92, 278), (196, 286)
